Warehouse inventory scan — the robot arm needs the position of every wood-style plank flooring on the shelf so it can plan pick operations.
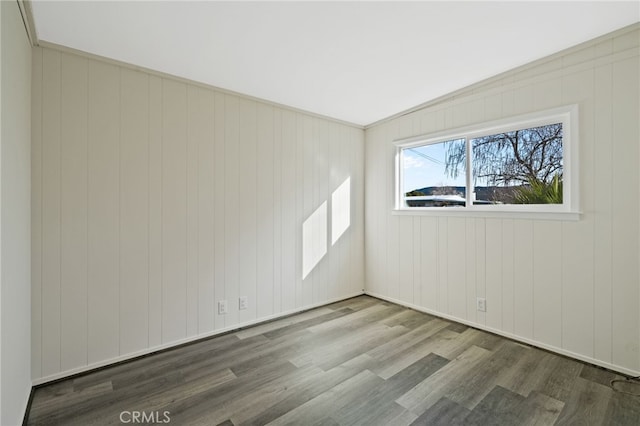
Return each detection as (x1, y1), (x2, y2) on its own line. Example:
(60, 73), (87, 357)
(27, 296), (640, 425)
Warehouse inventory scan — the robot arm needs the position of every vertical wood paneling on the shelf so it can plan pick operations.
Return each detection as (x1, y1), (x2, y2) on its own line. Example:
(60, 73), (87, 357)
(485, 219), (502, 330)
(272, 109), (283, 313)
(420, 217), (438, 310)
(512, 85), (534, 115)
(315, 119), (329, 304)
(147, 76), (163, 346)
(513, 220), (534, 339)
(420, 110), (435, 133)
(561, 219), (595, 356)
(120, 69), (149, 354)
(593, 64), (613, 363)
(533, 78), (562, 110)
(412, 217), (422, 306)
(33, 28), (639, 381)
(33, 48), (366, 381)
(387, 213), (400, 300)
(348, 126), (360, 292)
(398, 115), (414, 139)
(309, 116), (319, 303)
(475, 219), (487, 326)
(213, 92), (226, 330)
(469, 99), (485, 125)
(186, 86), (200, 336)
(398, 216), (414, 302)
(280, 110), (296, 312)
(341, 126), (352, 294)
(501, 219), (514, 334)
(301, 115), (314, 304)
(379, 126), (392, 298)
(484, 93), (502, 121)
(295, 114), (304, 307)
(363, 28), (639, 375)
(2, 3), (33, 418)
(344, 125), (355, 296)
(87, 61), (119, 362)
(611, 57), (640, 370)
(386, 124), (400, 301)
(238, 99), (257, 323)
(328, 123), (341, 300)
(363, 128), (375, 294)
(444, 107), (454, 130)
(357, 126), (366, 293)
(501, 90), (514, 117)
(376, 127), (388, 297)
(41, 49), (63, 377)
(447, 217), (466, 319)
(224, 95), (240, 326)
(161, 80), (188, 343)
(193, 87), (215, 334)
(257, 103), (275, 318)
(533, 221), (562, 347)
(561, 68), (595, 358)
(437, 217), (448, 312)
(365, 127), (382, 296)
(310, 118), (321, 303)
(465, 219), (477, 324)
(31, 48), (43, 379)
(60, 54), (89, 371)
(452, 101), (471, 128)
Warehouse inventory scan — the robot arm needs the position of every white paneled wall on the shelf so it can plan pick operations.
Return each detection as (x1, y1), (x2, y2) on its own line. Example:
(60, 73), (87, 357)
(365, 26), (640, 375)
(31, 47), (364, 382)
(1, 1), (32, 423)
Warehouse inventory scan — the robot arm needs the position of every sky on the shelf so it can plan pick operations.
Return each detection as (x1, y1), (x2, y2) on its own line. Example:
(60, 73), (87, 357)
(403, 140), (466, 193)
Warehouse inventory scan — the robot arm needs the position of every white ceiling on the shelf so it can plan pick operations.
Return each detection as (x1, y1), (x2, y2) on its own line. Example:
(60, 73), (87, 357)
(30, 1), (639, 126)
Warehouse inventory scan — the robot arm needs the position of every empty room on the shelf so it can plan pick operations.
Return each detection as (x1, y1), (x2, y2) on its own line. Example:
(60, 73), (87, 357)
(1, 0), (640, 424)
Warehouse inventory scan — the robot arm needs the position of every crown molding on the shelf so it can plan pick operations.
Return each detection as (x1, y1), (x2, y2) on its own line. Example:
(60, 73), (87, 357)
(17, 0), (38, 47)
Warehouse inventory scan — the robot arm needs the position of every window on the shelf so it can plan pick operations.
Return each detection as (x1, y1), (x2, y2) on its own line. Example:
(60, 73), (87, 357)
(402, 138), (467, 207)
(396, 105), (578, 217)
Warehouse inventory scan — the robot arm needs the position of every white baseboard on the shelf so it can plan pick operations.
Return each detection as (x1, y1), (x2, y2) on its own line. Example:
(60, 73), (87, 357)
(32, 291), (365, 386)
(35, 288), (635, 385)
(365, 291), (640, 378)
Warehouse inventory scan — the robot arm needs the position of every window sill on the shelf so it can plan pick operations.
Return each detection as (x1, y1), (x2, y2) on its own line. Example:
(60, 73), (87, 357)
(392, 208), (581, 221)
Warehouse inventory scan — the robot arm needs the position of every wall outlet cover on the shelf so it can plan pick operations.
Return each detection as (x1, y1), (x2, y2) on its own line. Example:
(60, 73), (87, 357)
(477, 297), (486, 312)
(239, 296), (248, 310)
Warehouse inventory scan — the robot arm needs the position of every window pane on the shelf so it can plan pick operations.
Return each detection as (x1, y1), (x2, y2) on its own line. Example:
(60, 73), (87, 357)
(402, 138), (466, 207)
(470, 123), (563, 205)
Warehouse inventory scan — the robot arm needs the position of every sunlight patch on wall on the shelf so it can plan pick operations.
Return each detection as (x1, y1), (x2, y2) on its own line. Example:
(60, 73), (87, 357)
(331, 177), (351, 245)
(302, 201), (327, 279)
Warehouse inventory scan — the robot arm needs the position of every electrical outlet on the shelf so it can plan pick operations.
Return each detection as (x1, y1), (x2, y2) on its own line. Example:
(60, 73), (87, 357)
(239, 296), (248, 310)
(477, 297), (486, 312)
(218, 300), (228, 315)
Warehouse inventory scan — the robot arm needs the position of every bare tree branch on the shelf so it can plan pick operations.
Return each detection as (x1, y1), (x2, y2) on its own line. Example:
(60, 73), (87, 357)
(444, 123), (563, 186)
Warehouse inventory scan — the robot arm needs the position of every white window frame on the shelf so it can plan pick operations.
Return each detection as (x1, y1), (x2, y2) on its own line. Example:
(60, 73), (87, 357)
(394, 105), (580, 220)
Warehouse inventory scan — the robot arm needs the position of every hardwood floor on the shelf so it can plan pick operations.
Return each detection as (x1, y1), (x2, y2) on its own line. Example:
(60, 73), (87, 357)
(26, 296), (640, 425)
